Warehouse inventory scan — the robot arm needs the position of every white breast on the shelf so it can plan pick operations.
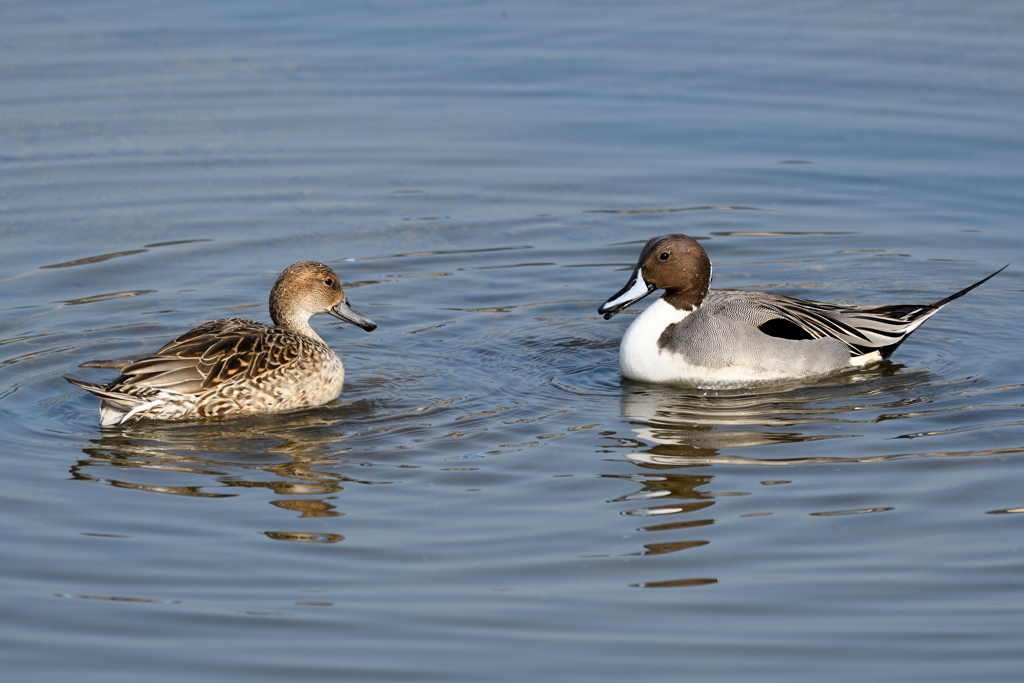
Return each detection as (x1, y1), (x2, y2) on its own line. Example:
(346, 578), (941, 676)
(617, 297), (807, 386)
(619, 297), (694, 383)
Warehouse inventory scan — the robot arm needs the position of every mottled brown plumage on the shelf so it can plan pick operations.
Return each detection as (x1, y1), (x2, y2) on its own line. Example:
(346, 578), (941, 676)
(67, 261), (376, 426)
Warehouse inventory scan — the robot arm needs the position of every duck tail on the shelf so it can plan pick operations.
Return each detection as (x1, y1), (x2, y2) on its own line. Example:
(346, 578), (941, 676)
(78, 359), (132, 371)
(65, 376), (142, 426)
(927, 264), (1008, 310)
(868, 264), (1008, 358)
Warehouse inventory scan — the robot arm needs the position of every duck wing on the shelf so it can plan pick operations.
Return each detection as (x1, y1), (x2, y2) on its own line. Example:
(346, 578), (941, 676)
(755, 265), (1007, 358)
(101, 318), (303, 395)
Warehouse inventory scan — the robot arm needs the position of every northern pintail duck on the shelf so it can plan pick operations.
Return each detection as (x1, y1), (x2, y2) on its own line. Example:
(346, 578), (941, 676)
(598, 234), (1005, 386)
(67, 261), (376, 425)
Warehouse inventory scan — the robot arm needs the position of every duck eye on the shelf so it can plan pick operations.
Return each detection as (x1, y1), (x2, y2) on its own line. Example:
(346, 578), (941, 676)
(659, 252), (670, 261)
(324, 278), (334, 286)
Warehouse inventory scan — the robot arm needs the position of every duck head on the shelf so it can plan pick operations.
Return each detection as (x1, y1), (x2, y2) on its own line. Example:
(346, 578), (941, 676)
(270, 261), (377, 333)
(598, 234), (712, 319)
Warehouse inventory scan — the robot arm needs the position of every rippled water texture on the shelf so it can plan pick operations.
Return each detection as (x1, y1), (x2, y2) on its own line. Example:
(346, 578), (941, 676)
(3, 2), (1024, 681)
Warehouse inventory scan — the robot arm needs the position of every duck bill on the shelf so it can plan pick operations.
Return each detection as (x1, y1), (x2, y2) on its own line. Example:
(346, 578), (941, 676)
(330, 298), (377, 331)
(598, 267), (656, 319)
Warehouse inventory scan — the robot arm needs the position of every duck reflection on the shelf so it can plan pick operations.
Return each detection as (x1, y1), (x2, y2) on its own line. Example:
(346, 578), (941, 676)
(618, 361), (921, 467)
(603, 469), (720, 587)
(70, 407), (389, 538)
(607, 362), (931, 586)
(608, 471), (715, 532)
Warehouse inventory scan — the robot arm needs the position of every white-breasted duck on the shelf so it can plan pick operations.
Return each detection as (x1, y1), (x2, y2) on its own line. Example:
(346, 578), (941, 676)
(598, 234), (1005, 386)
(67, 261), (376, 425)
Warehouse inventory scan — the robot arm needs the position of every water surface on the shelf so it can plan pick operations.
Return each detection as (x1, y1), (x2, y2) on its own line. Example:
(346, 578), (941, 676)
(2, 1), (1023, 681)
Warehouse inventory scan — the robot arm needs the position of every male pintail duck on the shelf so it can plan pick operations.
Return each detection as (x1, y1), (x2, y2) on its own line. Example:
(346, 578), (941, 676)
(598, 234), (1005, 386)
(67, 261), (376, 426)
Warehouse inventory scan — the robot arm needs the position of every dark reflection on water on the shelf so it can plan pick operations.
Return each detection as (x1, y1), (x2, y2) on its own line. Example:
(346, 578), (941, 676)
(263, 531), (344, 543)
(596, 359), (1024, 584)
(41, 250), (149, 269)
(633, 577), (719, 588)
(809, 507), (894, 517)
(56, 593), (181, 604)
(585, 205), (773, 215)
(614, 363), (1024, 466)
(70, 410), (391, 514)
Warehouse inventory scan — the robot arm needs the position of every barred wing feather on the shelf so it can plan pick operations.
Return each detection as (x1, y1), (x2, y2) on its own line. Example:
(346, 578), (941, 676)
(761, 265), (1006, 358)
(99, 318), (305, 396)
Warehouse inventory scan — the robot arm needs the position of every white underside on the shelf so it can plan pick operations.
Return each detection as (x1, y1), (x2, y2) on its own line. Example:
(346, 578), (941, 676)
(849, 350), (882, 367)
(99, 402), (131, 427)
(617, 297), (875, 387)
(619, 298), (737, 385)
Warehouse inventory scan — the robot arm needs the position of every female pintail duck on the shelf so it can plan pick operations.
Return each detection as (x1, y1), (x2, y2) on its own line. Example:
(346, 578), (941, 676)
(598, 234), (1005, 386)
(67, 261), (376, 426)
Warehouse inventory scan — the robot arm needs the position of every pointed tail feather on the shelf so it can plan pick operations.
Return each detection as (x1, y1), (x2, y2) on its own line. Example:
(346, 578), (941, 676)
(78, 359), (132, 371)
(868, 264), (1008, 358)
(927, 264), (1008, 310)
(65, 376), (143, 409)
(66, 376), (142, 425)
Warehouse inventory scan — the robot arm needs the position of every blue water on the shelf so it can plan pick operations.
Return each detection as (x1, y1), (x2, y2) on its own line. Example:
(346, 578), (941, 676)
(2, 1), (1023, 681)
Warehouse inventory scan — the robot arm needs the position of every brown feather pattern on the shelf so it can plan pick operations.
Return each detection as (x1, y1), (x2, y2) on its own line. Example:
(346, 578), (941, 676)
(66, 261), (375, 426)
